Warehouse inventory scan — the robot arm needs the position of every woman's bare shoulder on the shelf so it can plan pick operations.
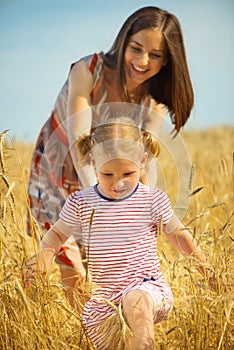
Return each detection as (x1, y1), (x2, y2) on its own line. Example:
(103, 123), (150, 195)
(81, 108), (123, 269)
(69, 59), (94, 96)
(70, 59), (93, 81)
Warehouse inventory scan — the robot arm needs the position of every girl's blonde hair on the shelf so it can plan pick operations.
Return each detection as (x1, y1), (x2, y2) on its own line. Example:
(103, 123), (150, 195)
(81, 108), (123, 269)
(76, 117), (160, 166)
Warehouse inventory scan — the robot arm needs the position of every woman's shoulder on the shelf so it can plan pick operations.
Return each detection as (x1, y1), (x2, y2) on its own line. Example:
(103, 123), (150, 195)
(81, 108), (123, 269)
(68, 52), (104, 93)
(70, 52), (103, 77)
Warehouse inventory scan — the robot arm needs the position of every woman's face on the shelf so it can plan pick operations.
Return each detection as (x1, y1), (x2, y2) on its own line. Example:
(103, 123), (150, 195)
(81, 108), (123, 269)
(124, 28), (168, 88)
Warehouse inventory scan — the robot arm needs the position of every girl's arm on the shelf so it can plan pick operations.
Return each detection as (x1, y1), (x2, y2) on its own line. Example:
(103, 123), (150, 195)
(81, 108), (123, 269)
(23, 220), (70, 287)
(67, 60), (97, 188)
(164, 220), (218, 290)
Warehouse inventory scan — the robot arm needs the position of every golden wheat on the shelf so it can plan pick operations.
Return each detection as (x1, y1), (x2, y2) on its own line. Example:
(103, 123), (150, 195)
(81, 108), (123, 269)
(0, 127), (233, 349)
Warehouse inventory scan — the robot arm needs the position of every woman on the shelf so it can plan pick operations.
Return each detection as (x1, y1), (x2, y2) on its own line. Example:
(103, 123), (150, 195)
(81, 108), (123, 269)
(27, 6), (194, 305)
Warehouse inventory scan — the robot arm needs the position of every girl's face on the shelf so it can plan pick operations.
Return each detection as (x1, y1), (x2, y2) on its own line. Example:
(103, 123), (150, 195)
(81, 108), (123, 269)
(124, 28), (168, 88)
(94, 157), (146, 200)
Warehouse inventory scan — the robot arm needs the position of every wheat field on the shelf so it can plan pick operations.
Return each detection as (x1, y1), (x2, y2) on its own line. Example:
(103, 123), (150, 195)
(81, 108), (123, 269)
(0, 127), (233, 349)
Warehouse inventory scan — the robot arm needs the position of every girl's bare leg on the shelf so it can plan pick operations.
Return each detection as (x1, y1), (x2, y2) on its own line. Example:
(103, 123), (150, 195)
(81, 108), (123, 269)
(122, 290), (155, 350)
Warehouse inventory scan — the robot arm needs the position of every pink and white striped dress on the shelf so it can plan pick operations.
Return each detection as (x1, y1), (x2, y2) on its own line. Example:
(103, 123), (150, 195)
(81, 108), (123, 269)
(59, 182), (174, 348)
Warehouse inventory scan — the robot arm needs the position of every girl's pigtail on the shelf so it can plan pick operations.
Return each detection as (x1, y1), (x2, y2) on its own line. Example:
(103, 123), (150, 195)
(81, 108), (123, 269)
(141, 130), (160, 159)
(76, 132), (94, 166)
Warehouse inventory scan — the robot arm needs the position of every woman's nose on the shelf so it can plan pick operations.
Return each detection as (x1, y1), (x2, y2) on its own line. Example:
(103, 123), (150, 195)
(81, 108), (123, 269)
(139, 52), (149, 65)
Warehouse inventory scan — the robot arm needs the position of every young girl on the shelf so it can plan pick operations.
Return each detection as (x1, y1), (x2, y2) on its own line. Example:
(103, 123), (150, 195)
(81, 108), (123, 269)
(27, 5), (194, 298)
(24, 118), (216, 350)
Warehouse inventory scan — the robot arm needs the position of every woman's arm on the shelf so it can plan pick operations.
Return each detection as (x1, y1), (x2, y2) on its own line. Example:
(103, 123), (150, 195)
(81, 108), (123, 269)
(142, 102), (166, 137)
(67, 59), (93, 138)
(141, 103), (166, 188)
(141, 159), (157, 188)
(67, 60), (97, 188)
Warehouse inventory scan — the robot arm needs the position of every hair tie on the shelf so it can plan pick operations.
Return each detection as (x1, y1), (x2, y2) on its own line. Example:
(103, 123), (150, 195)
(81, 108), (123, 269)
(138, 125), (143, 135)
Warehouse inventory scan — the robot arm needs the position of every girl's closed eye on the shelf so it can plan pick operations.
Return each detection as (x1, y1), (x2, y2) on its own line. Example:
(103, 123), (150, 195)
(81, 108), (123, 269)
(102, 173), (113, 177)
(101, 172), (136, 177)
(123, 171), (136, 177)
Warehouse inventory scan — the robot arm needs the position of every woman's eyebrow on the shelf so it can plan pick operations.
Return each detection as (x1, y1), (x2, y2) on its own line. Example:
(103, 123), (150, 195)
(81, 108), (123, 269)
(129, 39), (143, 46)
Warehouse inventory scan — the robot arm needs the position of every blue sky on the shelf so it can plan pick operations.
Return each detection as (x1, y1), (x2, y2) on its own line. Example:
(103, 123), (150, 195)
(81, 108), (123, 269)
(0, 0), (233, 141)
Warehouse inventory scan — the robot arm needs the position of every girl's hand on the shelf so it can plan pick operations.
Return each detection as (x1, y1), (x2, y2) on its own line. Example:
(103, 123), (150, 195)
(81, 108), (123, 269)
(208, 273), (230, 293)
(21, 256), (39, 288)
(21, 225), (65, 288)
(21, 251), (52, 288)
(207, 273), (219, 292)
